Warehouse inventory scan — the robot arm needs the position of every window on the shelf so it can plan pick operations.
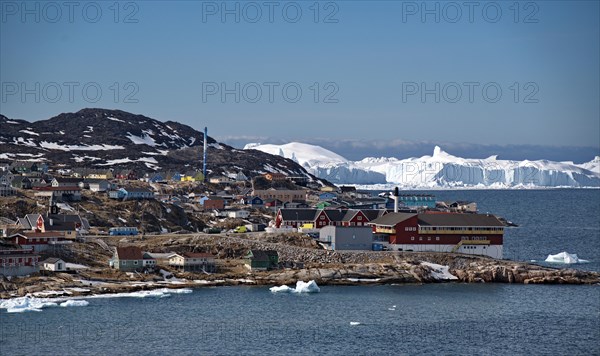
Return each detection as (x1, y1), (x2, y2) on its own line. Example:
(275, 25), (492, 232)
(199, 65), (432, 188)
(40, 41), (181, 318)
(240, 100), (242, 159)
(411, 236), (415, 241)
(436, 236), (440, 241)
(357, 216), (362, 220)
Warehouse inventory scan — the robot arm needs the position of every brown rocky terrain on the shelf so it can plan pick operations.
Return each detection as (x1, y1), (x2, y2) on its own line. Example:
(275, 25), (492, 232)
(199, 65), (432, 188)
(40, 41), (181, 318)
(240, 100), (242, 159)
(1, 232), (598, 299)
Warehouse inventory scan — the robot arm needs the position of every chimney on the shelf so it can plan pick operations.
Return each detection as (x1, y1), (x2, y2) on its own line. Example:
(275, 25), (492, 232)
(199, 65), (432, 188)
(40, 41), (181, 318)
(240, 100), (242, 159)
(391, 187), (400, 213)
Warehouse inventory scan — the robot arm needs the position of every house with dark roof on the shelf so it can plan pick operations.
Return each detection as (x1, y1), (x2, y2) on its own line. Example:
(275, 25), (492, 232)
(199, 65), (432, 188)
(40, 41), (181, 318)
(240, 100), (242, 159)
(368, 212), (505, 258)
(110, 246), (156, 272)
(11, 176), (32, 189)
(33, 186), (81, 201)
(10, 161), (38, 174)
(40, 257), (66, 272)
(17, 211), (90, 237)
(52, 177), (83, 188)
(245, 250), (279, 270)
(274, 208), (389, 229)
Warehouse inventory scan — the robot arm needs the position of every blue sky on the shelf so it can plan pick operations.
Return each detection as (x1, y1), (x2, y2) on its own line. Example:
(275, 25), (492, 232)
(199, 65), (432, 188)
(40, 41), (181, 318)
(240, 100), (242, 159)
(1, 1), (599, 161)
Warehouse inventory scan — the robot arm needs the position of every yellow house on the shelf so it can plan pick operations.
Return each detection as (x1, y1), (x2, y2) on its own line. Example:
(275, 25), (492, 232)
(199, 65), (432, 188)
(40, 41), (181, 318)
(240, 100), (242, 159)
(320, 186), (337, 192)
(86, 171), (113, 179)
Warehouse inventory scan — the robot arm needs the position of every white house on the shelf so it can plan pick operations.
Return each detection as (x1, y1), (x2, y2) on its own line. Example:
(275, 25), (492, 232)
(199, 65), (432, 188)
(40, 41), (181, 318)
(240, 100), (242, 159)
(40, 257), (66, 272)
(168, 252), (216, 272)
(227, 210), (251, 219)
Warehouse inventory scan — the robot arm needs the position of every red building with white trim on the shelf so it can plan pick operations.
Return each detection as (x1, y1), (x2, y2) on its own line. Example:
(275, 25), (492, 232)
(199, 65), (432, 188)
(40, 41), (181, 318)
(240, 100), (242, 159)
(368, 212), (504, 258)
(11, 232), (73, 252)
(0, 249), (40, 276)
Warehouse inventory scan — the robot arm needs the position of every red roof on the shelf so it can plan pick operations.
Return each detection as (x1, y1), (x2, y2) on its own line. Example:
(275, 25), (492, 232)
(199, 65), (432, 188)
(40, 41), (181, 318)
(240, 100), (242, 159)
(116, 246), (144, 260)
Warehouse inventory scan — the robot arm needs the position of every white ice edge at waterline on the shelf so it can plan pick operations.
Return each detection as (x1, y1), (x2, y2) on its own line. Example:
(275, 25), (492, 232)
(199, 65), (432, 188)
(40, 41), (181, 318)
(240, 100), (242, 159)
(0, 288), (193, 313)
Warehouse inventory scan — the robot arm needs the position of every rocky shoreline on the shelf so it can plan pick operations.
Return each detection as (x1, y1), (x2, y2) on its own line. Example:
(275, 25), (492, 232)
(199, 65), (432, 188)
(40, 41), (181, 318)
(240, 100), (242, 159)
(2, 255), (598, 300)
(1, 233), (599, 300)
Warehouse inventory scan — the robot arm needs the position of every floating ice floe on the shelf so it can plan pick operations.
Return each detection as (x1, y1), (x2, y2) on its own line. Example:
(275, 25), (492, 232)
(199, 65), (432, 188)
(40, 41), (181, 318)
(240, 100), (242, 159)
(269, 280), (320, 293)
(544, 252), (589, 264)
(87, 288), (192, 299)
(421, 262), (458, 280)
(0, 296), (58, 313)
(60, 300), (89, 307)
(0, 288), (195, 313)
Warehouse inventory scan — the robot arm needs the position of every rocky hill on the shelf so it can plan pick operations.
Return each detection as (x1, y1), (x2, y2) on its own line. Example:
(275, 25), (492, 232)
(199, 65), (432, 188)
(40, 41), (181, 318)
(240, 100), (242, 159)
(0, 108), (326, 183)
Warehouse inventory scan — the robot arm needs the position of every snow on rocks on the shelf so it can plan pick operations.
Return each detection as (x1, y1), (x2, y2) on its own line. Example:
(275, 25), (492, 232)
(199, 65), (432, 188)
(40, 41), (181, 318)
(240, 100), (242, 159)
(421, 262), (458, 281)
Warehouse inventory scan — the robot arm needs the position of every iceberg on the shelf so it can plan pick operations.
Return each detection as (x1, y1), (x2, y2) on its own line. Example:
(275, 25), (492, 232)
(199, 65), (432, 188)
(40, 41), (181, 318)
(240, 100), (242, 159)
(87, 288), (192, 299)
(269, 280), (321, 293)
(544, 252), (589, 264)
(60, 300), (89, 307)
(0, 296), (59, 313)
(0, 288), (193, 313)
(246, 142), (600, 187)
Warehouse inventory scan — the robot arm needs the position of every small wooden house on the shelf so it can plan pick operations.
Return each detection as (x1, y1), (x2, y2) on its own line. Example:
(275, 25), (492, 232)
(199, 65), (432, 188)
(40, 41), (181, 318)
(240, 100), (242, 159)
(245, 250), (279, 270)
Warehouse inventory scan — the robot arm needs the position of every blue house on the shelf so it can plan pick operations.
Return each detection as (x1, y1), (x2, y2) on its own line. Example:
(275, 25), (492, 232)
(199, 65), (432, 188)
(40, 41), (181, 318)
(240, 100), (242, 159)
(245, 196), (264, 206)
(198, 196), (210, 206)
(171, 173), (183, 182)
(319, 192), (337, 201)
(149, 173), (164, 183)
(108, 190), (126, 200)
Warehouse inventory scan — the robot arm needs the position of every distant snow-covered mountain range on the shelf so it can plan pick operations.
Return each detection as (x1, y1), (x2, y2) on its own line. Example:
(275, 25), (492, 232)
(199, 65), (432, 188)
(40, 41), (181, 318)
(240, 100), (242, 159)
(244, 142), (600, 188)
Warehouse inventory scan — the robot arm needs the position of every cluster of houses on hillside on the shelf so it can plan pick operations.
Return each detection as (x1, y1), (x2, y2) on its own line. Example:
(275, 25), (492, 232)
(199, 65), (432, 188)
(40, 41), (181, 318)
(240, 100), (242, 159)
(0, 159), (503, 278)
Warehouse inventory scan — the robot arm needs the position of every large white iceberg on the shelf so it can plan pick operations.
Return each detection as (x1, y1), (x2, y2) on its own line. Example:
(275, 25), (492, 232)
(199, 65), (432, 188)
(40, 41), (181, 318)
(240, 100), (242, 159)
(269, 280), (321, 293)
(246, 143), (600, 187)
(544, 252), (589, 264)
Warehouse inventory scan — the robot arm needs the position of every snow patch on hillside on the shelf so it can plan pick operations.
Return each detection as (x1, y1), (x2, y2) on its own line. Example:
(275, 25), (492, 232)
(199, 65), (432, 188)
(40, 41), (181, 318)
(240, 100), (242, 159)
(106, 116), (126, 123)
(39, 141), (124, 151)
(127, 132), (157, 146)
(19, 130), (39, 136)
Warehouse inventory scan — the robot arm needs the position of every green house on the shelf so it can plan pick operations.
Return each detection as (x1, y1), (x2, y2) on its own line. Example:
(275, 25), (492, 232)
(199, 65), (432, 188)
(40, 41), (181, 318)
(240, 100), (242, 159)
(245, 250), (279, 270)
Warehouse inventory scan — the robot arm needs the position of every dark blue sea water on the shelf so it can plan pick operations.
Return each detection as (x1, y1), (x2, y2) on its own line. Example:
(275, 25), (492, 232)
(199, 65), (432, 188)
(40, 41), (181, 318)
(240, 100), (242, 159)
(1, 190), (599, 355)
